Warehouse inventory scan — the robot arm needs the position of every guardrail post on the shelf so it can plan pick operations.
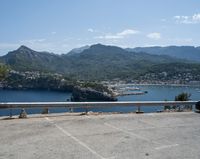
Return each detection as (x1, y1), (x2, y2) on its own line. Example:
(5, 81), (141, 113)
(85, 105), (88, 114)
(42, 108), (49, 114)
(136, 105), (144, 114)
(9, 108), (12, 118)
(69, 108), (74, 113)
(19, 108), (27, 118)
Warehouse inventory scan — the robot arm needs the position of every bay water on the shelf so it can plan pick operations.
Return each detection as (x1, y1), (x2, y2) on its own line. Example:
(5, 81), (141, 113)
(0, 85), (199, 116)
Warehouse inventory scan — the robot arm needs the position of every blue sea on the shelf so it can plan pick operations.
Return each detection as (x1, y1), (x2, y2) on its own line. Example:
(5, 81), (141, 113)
(0, 85), (200, 116)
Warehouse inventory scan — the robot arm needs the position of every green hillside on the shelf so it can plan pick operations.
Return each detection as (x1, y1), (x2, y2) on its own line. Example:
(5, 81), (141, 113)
(127, 46), (200, 62)
(0, 44), (200, 81)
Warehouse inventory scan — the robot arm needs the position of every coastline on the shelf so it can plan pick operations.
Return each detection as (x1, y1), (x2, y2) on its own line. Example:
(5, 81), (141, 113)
(133, 83), (199, 87)
(108, 83), (200, 87)
(108, 82), (200, 97)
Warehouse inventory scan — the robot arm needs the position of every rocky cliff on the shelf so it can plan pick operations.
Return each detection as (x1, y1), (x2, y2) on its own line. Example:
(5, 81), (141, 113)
(71, 86), (117, 102)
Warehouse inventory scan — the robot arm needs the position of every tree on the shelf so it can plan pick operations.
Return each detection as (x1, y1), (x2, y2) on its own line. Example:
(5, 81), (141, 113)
(175, 92), (192, 111)
(175, 92), (191, 101)
(0, 64), (8, 81)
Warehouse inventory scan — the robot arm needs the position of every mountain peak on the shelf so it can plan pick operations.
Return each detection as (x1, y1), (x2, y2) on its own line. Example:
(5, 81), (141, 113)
(68, 45), (90, 55)
(90, 43), (106, 48)
(17, 45), (32, 51)
(89, 43), (125, 52)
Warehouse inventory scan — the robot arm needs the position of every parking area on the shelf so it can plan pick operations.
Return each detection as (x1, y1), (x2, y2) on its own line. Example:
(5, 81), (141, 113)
(0, 112), (200, 159)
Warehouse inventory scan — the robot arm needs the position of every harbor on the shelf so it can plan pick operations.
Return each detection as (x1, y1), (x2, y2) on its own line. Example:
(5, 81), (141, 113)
(109, 84), (149, 96)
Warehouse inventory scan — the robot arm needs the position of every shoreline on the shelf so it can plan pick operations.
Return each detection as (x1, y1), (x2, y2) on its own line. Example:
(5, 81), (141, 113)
(109, 83), (200, 87)
(1, 83), (200, 93)
(108, 83), (200, 97)
(134, 83), (197, 87)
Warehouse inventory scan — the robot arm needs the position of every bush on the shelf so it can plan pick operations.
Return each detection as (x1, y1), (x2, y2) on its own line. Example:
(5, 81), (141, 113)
(175, 92), (192, 111)
(0, 64), (8, 80)
(175, 92), (191, 101)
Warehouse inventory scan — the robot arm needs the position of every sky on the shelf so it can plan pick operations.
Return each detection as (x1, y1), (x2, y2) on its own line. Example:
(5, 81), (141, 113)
(0, 0), (200, 55)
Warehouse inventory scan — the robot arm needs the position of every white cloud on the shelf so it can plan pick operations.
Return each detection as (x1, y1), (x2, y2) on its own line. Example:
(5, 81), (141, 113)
(0, 43), (20, 49)
(61, 44), (69, 48)
(174, 13), (200, 24)
(51, 31), (57, 35)
(88, 28), (94, 32)
(0, 43), (20, 55)
(95, 35), (123, 40)
(192, 13), (200, 21)
(174, 15), (181, 19)
(147, 32), (161, 40)
(20, 39), (46, 44)
(168, 38), (193, 44)
(161, 18), (167, 22)
(95, 29), (140, 40)
(63, 37), (74, 42)
(117, 29), (139, 36)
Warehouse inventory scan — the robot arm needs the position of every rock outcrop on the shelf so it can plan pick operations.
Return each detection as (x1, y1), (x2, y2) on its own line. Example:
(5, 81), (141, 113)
(71, 86), (117, 102)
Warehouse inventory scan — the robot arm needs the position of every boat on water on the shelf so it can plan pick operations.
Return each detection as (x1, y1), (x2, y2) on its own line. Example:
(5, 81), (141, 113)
(125, 87), (140, 91)
(115, 91), (148, 96)
(116, 86), (140, 91)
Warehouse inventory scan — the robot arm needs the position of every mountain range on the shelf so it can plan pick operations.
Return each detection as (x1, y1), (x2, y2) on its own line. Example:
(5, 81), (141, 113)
(0, 44), (200, 80)
(126, 46), (200, 62)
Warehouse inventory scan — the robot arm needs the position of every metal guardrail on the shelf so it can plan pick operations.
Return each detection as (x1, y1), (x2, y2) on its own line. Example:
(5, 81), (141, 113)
(0, 101), (198, 118)
(0, 101), (198, 109)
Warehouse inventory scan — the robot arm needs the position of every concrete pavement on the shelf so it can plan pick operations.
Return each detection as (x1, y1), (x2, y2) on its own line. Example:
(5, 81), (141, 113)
(0, 112), (200, 159)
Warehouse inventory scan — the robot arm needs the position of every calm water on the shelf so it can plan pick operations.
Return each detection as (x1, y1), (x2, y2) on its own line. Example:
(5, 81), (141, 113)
(0, 85), (200, 116)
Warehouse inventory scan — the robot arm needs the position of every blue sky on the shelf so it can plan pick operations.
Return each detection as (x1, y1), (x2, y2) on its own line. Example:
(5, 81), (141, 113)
(0, 0), (200, 55)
